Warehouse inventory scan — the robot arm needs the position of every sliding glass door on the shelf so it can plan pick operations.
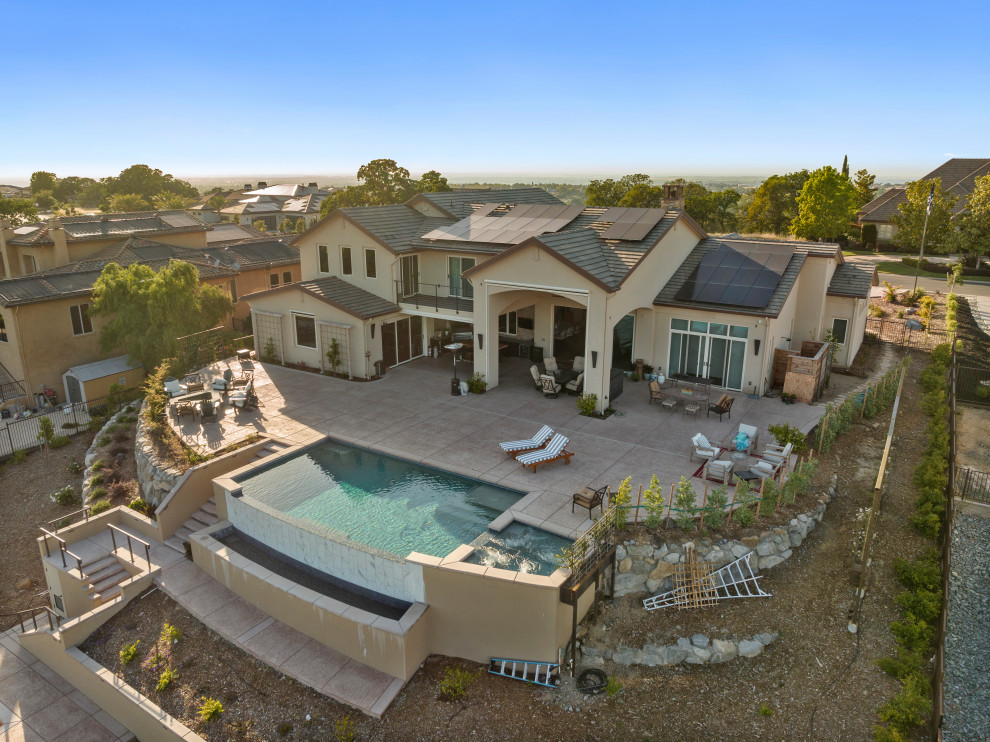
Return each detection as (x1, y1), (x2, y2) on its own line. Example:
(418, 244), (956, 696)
(668, 318), (748, 390)
(448, 257), (475, 298)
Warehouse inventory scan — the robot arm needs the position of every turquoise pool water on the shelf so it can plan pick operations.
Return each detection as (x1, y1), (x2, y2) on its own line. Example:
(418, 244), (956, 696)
(235, 440), (526, 559)
(468, 522), (571, 576)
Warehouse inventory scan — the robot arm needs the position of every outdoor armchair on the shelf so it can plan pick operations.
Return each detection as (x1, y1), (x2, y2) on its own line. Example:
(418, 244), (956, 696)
(540, 374), (561, 399)
(751, 458), (782, 480)
(704, 458), (733, 484)
(565, 372), (584, 395)
(543, 357), (559, 374)
(735, 423), (759, 453)
(707, 394), (734, 421)
(762, 441), (793, 465)
(690, 433), (719, 462)
(529, 365), (542, 388)
(572, 484), (608, 515)
(648, 380), (663, 405)
(572, 355), (585, 373)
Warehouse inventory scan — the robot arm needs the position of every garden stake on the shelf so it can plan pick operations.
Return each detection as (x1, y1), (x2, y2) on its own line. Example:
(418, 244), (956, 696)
(633, 484), (643, 528)
(665, 484), (674, 528)
(818, 411), (828, 452)
(756, 478), (765, 520)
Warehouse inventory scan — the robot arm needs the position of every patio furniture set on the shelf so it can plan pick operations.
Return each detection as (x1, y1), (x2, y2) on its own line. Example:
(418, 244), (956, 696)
(529, 355), (585, 399)
(648, 379), (734, 420)
(691, 429), (793, 485)
(166, 368), (258, 425)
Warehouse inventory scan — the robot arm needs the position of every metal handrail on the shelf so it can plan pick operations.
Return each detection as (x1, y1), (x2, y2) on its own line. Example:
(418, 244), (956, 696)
(107, 524), (151, 566)
(45, 505), (91, 529)
(394, 280), (473, 313)
(38, 527), (84, 573)
(0, 606), (61, 633)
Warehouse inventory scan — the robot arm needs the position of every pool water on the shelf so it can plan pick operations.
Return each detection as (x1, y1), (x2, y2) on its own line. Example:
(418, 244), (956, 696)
(235, 440), (525, 559)
(468, 522), (571, 576)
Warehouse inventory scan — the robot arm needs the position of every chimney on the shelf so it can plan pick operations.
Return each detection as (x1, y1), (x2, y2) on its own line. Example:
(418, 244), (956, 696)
(661, 183), (686, 210)
(257, 182), (268, 189)
(243, 183), (252, 190)
(308, 182), (317, 188)
(49, 217), (70, 268)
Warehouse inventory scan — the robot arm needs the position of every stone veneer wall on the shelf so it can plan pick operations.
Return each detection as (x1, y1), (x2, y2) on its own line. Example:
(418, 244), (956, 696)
(133, 401), (183, 505)
(225, 491), (426, 604)
(583, 631), (779, 668)
(612, 479), (837, 599)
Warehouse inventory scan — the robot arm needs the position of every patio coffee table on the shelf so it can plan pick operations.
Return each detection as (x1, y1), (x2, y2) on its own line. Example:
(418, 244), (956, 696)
(734, 469), (761, 484)
(729, 451), (749, 463)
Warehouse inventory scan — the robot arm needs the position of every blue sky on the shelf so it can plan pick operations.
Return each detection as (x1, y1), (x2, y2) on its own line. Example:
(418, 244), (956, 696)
(3, 0), (988, 183)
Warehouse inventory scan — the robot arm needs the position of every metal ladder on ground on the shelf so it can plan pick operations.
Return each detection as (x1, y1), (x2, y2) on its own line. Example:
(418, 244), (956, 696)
(489, 658), (560, 688)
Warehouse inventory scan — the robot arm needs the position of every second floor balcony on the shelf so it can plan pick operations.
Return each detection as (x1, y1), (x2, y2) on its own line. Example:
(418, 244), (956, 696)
(395, 280), (474, 315)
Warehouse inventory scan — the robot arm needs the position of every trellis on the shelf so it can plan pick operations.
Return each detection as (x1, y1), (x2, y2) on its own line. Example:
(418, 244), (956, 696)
(319, 322), (351, 378)
(253, 311), (284, 364)
(175, 326), (227, 375)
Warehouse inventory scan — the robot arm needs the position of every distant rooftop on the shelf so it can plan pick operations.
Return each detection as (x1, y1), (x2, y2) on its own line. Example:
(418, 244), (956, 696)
(5, 210), (209, 246)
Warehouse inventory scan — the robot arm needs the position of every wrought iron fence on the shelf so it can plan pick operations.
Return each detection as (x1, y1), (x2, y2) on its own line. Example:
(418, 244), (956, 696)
(956, 365), (990, 405)
(865, 316), (949, 352)
(559, 506), (619, 588)
(175, 326), (255, 376)
(956, 466), (990, 504)
(0, 386), (143, 459)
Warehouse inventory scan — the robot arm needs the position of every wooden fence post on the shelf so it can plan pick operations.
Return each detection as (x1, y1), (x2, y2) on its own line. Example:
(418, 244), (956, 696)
(665, 484), (674, 528)
(633, 484), (643, 528)
(818, 411), (829, 452)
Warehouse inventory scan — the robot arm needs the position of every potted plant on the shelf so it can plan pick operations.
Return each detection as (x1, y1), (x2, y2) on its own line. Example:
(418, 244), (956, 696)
(781, 392), (797, 404)
(467, 372), (487, 394)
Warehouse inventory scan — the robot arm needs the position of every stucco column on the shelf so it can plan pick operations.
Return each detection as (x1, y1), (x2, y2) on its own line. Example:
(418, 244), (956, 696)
(583, 293), (613, 413)
(472, 281), (499, 388)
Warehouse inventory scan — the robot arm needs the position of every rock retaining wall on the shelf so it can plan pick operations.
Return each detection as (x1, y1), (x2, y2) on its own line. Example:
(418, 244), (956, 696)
(582, 631), (779, 668)
(133, 403), (183, 505)
(612, 481), (836, 599)
(81, 408), (131, 505)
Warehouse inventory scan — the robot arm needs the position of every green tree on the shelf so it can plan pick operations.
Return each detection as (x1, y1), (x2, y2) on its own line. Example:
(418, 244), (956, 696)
(841, 155), (849, 179)
(152, 192), (190, 210)
(205, 192), (227, 213)
(709, 189), (742, 231)
(418, 170), (452, 193)
(744, 170), (809, 235)
(102, 164), (198, 201)
(618, 184), (664, 208)
(318, 185), (371, 218)
(0, 197), (39, 226)
(585, 174), (652, 207)
(294, 218), (307, 234)
(356, 158), (413, 205)
(853, 169), (878, 206)
(34, 190), (56, 210)
(78, 182), (105, 208)
(891, 179), (957, 252)
(30, 171), (58, 194)
(252, 219), (267, 232)
(105, 193), (150, 212)
(790, 165), (860, 241)
(90, 261), (234, 371)
(950, 174), (990, 266)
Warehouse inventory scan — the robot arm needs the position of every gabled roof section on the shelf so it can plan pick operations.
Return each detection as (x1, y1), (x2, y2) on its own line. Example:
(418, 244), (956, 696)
(246, 276), (399, 320)
(66, 355), (143, 382)
(205, 223), (268, 244)
(414, 188), (563, 219)
(7, 211), (209, 246)
(330, 205), (454, 254)
(858, 187), (906, 223)
(858, 158), (990, 223)
(655, 237), (839, 317)
(827, 262), (878, 298)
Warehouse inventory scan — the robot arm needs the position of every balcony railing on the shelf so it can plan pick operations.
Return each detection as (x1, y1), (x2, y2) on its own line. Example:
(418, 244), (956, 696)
(395, 281), (474, 314)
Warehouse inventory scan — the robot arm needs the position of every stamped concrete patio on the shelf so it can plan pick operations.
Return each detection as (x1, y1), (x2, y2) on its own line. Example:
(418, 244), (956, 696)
(173, 354), (825, 539)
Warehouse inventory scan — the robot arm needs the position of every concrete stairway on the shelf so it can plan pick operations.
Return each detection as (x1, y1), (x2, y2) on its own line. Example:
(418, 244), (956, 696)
(82, 554), (130, 605)
(164, 496), (219, 554)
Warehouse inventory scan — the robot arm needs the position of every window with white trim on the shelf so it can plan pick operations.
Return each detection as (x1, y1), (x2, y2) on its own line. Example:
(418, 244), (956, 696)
(69, 303), (93, 336)
(365, 248), (377, 278)
(341, 246), (352, 276)
(269, 273), (280, 288)
(498, 311), (517, 335)
(318, 245), (329, 274)
(831, 317), (848, 345)
(293, 313), (316, 349)
(282, 270), (292, 285)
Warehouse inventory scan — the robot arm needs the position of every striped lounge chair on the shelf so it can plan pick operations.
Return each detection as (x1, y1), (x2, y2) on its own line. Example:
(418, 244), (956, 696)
(499, 425), (554, 458)
(517, 434), (573, 473)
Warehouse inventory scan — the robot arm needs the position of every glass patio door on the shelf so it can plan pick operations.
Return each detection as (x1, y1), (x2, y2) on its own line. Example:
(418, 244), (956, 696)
(448, 257), (475, 298)
(400, 255), (419, 298)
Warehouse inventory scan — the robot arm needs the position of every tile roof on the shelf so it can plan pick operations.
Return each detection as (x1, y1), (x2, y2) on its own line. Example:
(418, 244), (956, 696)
(827, 262), (878, 298)
(6, 211), (209, 246)
(416, 188), (563, 218)
(858, 158), (990, 223)
(654, 237), (839, 316)
(205, 223), (268, 244)
(250, 276), (399, 320)
(336, 205), (454, 254)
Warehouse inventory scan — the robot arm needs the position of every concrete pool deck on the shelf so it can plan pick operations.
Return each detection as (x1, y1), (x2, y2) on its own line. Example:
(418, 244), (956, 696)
(171, 355), (827, 540)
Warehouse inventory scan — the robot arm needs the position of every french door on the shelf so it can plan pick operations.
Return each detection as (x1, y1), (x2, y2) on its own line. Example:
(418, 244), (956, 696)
(669, 323), (746, 390)
(448, 257), (475, 298)
(400, 255), (419, 298)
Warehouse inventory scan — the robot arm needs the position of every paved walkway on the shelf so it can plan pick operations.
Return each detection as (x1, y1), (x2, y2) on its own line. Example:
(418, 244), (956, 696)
(0, 630), (134, 742)
(173, 355), (825, 539)
(968, 295), (990, 336)
(155, 558), (402, 718)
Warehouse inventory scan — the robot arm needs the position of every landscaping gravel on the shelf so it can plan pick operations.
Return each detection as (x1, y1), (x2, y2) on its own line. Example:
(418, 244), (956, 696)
(943, 512), (990, 742)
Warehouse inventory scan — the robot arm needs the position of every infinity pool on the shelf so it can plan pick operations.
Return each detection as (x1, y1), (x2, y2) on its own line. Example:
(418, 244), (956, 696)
(234, 439), (528, 559)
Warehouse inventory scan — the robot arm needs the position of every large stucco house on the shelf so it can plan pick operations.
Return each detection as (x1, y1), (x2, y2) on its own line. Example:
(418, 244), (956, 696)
(244, 188), (876, 410)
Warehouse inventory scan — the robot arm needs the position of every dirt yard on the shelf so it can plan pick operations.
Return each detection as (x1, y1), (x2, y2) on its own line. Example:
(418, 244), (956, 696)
(75, 350), (935, 741)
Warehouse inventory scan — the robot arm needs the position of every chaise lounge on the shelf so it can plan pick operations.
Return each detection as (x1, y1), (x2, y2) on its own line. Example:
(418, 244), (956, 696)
(517, 434), (573, 472)
(499, 425), (554, 458)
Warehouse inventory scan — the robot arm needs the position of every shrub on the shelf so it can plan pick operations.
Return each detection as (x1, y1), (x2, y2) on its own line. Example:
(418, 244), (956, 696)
(673, 477), (696, 530)
(576, 392), (598, 416)
(108, 481), (132, 500)
(129, 499), (154, 518)
(90, 500), (112, 515)
(642, 474), (666, 527)
(9, 449), (27, 465)
(161, 622), (182, 643)
(67, 460), (84, 475)
(98, 435), (111, 447)
(119, 640), (140, 665)
(89, 474), (105, 488)
(605, 674), (623, 697)
(333, 716), (356, 742)
(156, 668), (177, 692)
(704, 485), (728, 529)
(197, 697), (224, 722)
(882, 281), (900, 302)
(612, 476), (632, 528)
(51, 485), (79, 507)
(733, 503), (755, 527)
(89, 486), (108, 500)
(767, 422), (808, 453)
(759, 703), (775, 717)
(869, 304), (884, 317)
(862, 223), (878, 248)
(466, 372), (487, 394)
(874, 672), (931, 739)
(439, 666), (477, 701)
(91, 458), (106, 471)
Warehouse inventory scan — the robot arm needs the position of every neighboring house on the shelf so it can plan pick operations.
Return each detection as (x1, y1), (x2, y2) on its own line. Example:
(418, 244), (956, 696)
(0, 210), (210, 279)
(245, 188), (876, 407)
(213, 182), (334, 231)
(0, 185), (32, 199)
(0, 233), (300, 405)
(857, 158), (990, 242)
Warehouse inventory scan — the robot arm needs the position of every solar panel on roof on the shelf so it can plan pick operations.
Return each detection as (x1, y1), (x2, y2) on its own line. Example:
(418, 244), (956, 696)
(674, 241), (794, 308)
(602, 208), (665, 240)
